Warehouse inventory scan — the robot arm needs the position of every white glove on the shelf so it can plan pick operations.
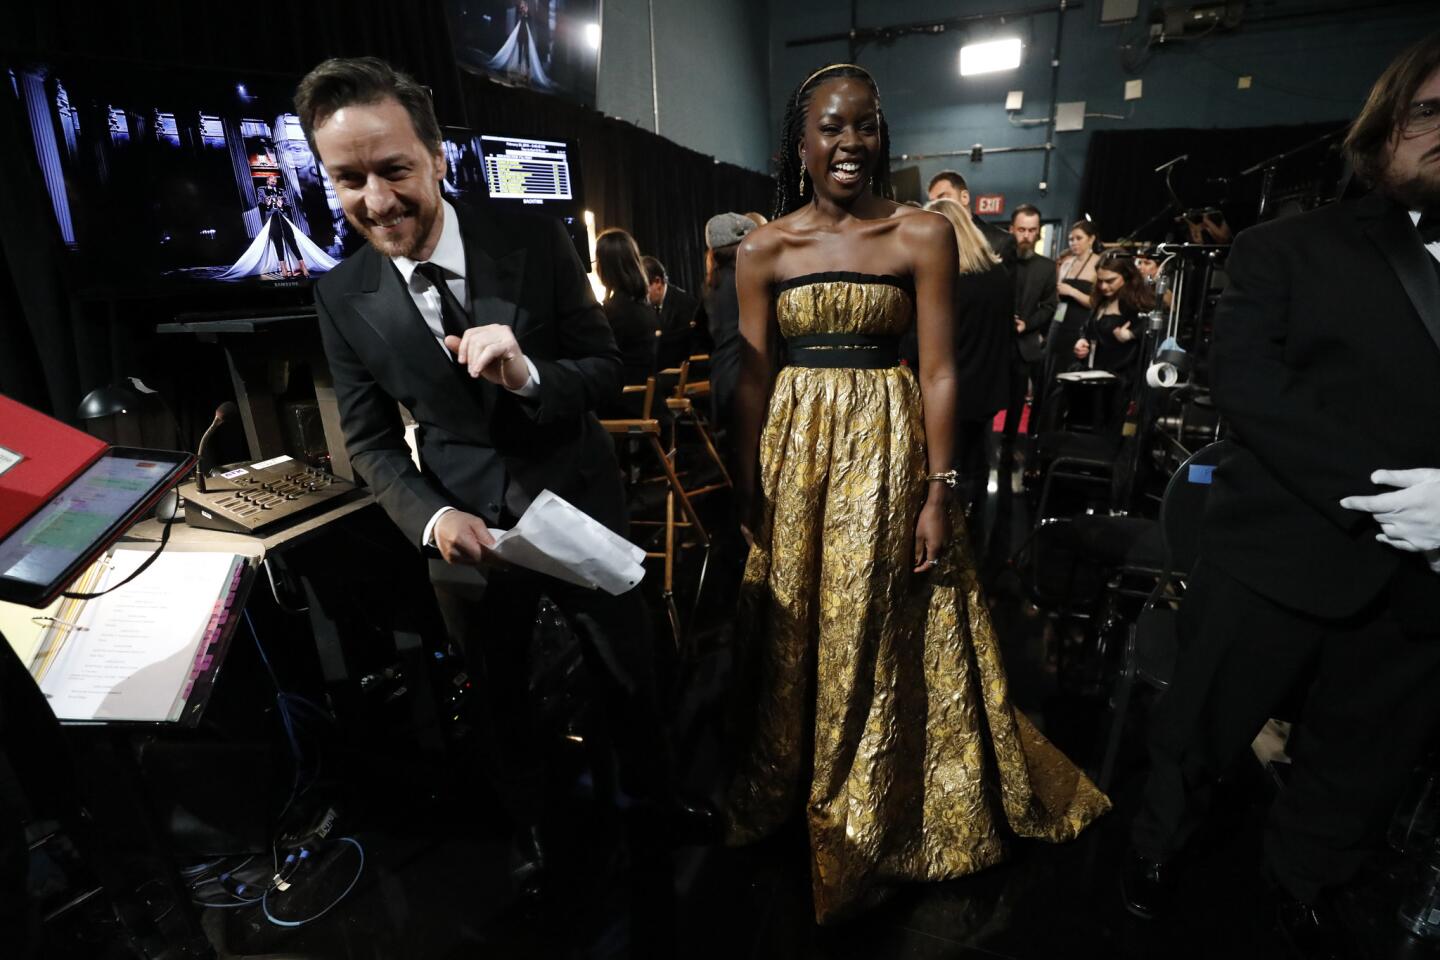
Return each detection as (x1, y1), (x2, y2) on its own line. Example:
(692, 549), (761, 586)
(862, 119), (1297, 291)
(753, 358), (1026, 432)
(1339, 469), (1440, 573)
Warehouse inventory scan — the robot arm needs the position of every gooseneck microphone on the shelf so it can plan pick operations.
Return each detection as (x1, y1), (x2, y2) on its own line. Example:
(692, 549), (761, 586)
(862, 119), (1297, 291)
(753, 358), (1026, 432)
(194, 401), (239, 493)
(1153, 153), (1188, 174)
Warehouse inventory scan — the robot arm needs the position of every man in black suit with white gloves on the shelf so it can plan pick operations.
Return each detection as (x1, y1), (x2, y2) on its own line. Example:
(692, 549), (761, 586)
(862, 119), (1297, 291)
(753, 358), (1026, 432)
(1124, 34), (1440, 959)
(298, 57), (702, 890)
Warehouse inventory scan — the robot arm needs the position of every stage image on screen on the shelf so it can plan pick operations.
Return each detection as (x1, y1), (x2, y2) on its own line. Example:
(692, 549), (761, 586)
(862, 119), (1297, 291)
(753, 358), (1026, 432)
(6, 60), (365, 292)
(446, 0), (601, 108)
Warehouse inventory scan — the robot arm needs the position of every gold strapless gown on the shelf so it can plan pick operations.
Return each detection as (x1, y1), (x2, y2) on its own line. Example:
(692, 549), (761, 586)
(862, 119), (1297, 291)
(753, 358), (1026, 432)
(725, 274), (1110, 924)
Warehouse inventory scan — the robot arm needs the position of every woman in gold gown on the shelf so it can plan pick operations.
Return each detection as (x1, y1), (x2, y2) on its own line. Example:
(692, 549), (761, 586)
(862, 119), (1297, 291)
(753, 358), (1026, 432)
(725, 63), (1110, 924)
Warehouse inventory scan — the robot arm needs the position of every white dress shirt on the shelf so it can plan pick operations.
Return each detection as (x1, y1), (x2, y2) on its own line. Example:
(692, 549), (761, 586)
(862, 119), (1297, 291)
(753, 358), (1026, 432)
(1408, 210), (1440, 265)
(392, 199), (541, 546)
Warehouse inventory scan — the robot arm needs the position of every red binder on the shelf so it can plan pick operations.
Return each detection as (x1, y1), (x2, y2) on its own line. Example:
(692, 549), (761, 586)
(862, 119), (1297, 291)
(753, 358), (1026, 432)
(0, 395), (108, 540)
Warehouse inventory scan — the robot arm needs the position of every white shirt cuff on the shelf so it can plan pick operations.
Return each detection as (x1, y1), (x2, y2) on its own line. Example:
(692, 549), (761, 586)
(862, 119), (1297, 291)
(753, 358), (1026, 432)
(423, 505), (456, 547)
(508, 356), (541, 398)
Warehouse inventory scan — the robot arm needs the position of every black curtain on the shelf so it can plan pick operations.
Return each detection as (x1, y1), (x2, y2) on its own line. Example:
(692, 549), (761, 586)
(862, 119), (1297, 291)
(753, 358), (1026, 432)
(460, 73), (773, 296)
(1076, 121), (1349, 243)
(0, 2), (771, 420)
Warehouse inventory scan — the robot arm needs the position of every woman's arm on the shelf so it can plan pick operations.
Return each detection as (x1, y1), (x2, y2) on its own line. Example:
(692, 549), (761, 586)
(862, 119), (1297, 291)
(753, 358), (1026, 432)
(909, 213), (959, 572)
(1074, 311), (1093, 359)
(1060, 282), (1093, 309)
(732, 230), (780, 539)
(1109, 306), (1138, 343)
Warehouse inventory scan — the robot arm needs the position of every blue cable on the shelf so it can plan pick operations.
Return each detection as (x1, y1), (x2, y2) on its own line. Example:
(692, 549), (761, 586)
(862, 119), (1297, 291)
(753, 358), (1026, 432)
(179, 857), (228, 878)
(261, 837), (365, 928)
(280, 693), (336, 724)
(192, 894), (265, 909)
(245, 610), (308, 817)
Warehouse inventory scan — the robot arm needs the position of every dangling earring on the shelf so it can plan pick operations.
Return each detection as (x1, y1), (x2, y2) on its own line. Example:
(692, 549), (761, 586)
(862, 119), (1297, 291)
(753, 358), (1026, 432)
(798, 168), (807, 197)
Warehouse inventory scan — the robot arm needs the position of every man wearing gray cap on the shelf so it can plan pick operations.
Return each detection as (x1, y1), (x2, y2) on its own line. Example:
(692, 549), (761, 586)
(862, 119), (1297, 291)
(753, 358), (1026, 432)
(704, 212), (757, 451)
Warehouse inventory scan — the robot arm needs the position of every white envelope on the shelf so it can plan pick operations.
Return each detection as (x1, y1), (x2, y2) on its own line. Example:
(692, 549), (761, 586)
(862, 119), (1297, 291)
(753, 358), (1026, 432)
(487, 490), (646, 596)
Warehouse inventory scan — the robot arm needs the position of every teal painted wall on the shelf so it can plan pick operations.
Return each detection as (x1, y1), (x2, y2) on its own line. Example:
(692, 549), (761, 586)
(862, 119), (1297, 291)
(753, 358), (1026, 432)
(769, 0), (1440, 234)
(598, 0), (771, 172)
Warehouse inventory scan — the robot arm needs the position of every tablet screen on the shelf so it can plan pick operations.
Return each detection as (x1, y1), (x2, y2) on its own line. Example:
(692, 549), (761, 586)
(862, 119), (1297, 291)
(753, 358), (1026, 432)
(0, 450), (190, 594)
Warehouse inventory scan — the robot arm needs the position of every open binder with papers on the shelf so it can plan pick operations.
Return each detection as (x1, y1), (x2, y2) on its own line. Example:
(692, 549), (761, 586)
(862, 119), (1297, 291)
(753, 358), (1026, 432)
(0, 544), (256, 724)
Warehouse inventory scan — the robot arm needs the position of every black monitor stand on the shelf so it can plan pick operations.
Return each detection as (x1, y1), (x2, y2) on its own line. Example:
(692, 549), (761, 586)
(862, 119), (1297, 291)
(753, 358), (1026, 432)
(157, 310), (355, 483)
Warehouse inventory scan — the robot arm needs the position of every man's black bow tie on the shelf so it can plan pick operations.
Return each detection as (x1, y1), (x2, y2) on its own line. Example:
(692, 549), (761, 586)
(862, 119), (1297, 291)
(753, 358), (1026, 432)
(1418, 210), (1440, 245)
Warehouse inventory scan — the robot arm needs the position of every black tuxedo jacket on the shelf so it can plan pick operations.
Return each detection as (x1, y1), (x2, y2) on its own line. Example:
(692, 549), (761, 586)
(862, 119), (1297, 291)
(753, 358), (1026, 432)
(901, 262), (1013, 420)
(1013, 254), (1059, 363)
(1203, 192), (1440, 621)
(977, 218), (1018, 269)
(656, 284), (699, 371)
(314, 202), (626, 550)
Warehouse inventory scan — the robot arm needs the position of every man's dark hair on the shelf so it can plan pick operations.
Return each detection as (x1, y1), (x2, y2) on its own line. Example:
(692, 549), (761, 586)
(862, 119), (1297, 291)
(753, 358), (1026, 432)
(928, 169), (968, 193)
(294, 57), (442, 159)
(1344, 31), (1440, 186)
(774, 64), (892, 219)
(1011, 203), (1042, 223)
(641, 255), (667, 284)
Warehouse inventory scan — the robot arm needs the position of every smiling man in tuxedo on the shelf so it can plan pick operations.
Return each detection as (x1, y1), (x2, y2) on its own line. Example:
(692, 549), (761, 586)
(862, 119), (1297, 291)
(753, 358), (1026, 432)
(297, 57), (686, 890)
(1124, 34), (1440, 958)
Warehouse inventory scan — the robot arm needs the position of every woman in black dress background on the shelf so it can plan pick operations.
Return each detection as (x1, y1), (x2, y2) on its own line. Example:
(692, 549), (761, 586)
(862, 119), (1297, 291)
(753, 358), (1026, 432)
(1073, 250), (1153, 373)
(1070, 250), (1155, 429)
(902, 197), (1010, 525)
(1046, 218), (1100, 366)
(595, 228), (660, 411)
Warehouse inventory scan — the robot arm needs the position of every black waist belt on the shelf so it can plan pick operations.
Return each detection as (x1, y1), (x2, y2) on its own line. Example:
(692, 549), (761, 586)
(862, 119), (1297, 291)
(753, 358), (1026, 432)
(785, 334), (901, 369)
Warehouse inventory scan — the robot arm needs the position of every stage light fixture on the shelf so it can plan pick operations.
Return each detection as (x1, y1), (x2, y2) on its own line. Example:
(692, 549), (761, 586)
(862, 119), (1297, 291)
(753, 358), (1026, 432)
(584, 22), (601, 50)
(959, 38), (1022, 76)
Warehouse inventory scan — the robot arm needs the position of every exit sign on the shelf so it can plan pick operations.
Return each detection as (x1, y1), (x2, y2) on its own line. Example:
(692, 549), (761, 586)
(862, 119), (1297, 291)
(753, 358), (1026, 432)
(975, 194), (1005, 216)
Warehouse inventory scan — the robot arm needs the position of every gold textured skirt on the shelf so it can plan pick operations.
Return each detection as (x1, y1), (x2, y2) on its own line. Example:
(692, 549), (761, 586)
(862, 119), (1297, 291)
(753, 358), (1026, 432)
(725, 362), (1111, 924)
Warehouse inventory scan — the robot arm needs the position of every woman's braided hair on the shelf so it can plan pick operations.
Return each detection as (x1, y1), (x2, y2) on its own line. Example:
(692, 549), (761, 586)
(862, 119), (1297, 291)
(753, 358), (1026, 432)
(773, 64), (892, 220)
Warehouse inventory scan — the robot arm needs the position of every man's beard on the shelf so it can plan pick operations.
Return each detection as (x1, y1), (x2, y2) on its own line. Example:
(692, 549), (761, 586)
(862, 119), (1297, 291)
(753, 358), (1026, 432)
(354, 203), (437, 260)
(1382, 170), (1440, 210)
(1381, 148), (1440, 210)
(1016, 241), (1035, 260)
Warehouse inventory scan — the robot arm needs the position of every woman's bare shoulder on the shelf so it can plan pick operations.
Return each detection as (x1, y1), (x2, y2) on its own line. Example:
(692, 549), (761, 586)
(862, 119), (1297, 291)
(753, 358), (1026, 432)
(893, 204), (952, 243)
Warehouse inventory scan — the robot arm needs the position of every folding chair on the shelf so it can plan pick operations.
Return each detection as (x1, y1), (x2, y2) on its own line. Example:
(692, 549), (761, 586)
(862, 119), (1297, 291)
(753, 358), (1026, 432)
(662, 355), (732, 497)
(1097, 439), (1229, 791)
(599, 378), (710, 646)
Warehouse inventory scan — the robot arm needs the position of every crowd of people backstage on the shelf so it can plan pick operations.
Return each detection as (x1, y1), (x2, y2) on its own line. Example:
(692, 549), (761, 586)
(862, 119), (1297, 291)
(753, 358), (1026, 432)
(151, 42), (1438, 960)
(588, 169), (1199, 535)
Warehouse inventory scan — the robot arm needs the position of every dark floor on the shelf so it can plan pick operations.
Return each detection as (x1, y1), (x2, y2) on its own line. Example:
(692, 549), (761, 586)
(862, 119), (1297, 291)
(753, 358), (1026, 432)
(56, 430), (1440, 959)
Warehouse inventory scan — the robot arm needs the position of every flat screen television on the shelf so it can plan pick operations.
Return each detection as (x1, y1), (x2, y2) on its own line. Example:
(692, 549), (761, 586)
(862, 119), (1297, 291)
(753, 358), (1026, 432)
(477, 134), (576, 204)
(445, 128), (589, 264)
(6, 58), (364, 297)
(445, 0), (602, 109)
(7, 59), (592, 296)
